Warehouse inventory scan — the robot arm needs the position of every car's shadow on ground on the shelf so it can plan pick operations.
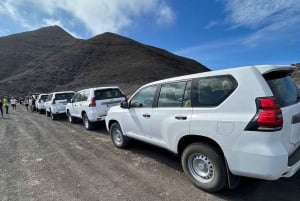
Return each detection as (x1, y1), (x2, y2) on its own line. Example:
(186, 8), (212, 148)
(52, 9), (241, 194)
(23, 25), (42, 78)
(104, 138), (300, 200)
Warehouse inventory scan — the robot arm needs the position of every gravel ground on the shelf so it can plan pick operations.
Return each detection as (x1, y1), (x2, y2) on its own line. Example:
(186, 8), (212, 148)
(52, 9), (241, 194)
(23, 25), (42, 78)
(0, 106), (299, 201)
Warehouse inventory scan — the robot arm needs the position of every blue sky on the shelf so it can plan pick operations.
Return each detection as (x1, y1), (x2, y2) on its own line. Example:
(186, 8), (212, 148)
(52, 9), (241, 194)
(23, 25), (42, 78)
(0, 0), (299, 70)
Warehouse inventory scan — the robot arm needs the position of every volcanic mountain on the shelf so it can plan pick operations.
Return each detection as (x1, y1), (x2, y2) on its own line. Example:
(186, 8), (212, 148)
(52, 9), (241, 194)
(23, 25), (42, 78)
(0, 26), (209, 97)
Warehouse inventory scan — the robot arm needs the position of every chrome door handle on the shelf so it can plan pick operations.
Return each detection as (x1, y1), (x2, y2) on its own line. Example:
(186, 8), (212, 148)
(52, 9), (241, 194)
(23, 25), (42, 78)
(175, 116), (187, 120)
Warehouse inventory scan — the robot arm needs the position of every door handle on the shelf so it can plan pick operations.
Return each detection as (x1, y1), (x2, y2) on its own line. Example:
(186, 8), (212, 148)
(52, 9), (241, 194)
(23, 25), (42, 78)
(142, 113), (151, 118)
(175, 116), (187, 120)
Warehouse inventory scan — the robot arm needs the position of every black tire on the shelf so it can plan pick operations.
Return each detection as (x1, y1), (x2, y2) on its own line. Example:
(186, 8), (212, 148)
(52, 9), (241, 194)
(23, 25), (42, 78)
(109, 122), (130, 148)
(82, 113), (94, 130)
(67, 111), (75, 123)
(50, 111), (57, 120)
(181, 143), (227, 193)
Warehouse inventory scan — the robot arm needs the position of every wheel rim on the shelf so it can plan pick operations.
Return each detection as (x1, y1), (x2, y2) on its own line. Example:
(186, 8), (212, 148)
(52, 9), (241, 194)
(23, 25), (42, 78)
(112, 128), (123, 146)
(187, 153), (214, 183)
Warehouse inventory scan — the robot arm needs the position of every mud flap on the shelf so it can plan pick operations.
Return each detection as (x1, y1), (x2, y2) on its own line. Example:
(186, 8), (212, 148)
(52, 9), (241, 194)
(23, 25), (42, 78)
(225, 160), (240, 189)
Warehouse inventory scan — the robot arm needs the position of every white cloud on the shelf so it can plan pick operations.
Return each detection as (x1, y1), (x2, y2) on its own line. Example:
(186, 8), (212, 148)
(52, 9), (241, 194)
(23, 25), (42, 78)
(222, 0), (300, 29)
(0, 0), (175, 38)
(156, 3), (175, 25)
(221, 0), (300, 46)
(204, 21), (218, 30)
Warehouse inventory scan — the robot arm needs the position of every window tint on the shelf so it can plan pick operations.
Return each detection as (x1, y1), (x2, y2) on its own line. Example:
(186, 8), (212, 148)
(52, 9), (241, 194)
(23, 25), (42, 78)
(95, 88), (124, 100)
(193, 75), (237, 107)
(77, 90), (89, 102)
(265, 74), (299, 107)
(55, 93), (74, 101)
(41, 95), (48, 101)
(46, 94), (53, 102)
(130, 86), (157, 108)
(72, 93), (80, 102)
(158, 81), (187, 107)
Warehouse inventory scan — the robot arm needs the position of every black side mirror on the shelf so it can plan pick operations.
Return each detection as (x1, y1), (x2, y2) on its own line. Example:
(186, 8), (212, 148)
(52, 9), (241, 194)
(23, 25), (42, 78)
(120, 101), (129, 108)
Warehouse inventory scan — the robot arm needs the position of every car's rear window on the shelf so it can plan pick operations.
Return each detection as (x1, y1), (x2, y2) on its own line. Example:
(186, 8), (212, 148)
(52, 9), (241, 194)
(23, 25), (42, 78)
(265, 73), (299, 107)
(95, 88), (124, 100)
(41, 95), (48, 101)
(55, 93), (74, 101)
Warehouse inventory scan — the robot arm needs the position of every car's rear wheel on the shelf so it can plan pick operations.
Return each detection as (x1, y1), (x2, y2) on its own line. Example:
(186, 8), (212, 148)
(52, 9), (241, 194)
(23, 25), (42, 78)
(110, 122), (130, 148)
(82, 113), (94, 130)
(181, 143), (227, 193)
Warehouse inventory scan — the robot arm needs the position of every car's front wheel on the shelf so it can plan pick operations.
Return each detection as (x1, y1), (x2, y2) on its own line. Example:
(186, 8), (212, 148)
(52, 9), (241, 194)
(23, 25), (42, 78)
(109, 122), (130, 148)
(67, 111), (75, 123)
(50, 111), (57, 120)
(181, 143), (227, 193)
(82, 113), (94, 130)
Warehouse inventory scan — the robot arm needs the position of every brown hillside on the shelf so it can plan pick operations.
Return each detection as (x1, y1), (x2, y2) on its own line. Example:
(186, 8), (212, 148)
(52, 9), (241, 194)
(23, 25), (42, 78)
(0, 26), (209, 97)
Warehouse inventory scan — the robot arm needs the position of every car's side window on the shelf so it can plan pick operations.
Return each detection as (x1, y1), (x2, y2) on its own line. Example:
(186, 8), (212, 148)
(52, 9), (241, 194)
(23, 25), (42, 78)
(72, 93), (80, 102)
(183, 81), (192, 107)
(46, 94), (52, 102)
(158, 81), (187, 107)
(192, 75), (237, 107)
(130, 85), (157, 108)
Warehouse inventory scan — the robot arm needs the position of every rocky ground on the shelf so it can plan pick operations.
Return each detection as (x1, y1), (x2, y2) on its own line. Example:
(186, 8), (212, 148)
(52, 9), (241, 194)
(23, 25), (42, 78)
(0, 105), (299, 201)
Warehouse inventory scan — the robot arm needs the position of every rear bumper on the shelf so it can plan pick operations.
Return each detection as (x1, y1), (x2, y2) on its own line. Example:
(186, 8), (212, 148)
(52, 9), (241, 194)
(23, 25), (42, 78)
(283, 146), (300, 177)
(88, 110), (106, 122)
(225, 132), (300, 180)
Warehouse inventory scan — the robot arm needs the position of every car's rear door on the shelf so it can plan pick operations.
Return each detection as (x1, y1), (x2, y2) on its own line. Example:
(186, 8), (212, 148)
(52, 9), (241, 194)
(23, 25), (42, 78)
(94, 88), (125, 116)
(264, 71), (300, 155)
(150, 81), (192, 148)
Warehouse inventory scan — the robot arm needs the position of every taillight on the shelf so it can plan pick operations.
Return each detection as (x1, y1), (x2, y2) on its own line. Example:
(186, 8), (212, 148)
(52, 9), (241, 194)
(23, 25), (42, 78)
(52, 99), (56, 104)
(89, 97), (96, 107)
(245, 97), (283, 131)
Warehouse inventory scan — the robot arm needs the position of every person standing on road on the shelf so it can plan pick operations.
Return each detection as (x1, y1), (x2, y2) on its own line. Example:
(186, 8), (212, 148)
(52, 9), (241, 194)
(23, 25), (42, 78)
(0, 99), (3, 118)
(3, 96), (9, 114)
(24, 97), (29, 111)
(10, 97), (17, 111)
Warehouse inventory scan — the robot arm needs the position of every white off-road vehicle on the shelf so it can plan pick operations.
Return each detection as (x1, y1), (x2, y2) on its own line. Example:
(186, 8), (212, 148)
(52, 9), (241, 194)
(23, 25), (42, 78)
(106, 65), (300, 192)
(66, 86), (126, 130)
(45, 91), (74, 120)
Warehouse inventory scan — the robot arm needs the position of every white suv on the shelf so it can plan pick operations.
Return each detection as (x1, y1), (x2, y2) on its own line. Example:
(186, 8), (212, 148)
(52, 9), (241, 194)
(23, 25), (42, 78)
(35, 93), (48, 114)
(106, 65), (300, 192)
(66, 86), (126, 130)
(45, 91), (74, 120)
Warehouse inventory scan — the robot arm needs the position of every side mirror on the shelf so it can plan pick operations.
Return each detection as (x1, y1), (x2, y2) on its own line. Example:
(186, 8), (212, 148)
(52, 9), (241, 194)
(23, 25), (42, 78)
(120, 101), (129, 108)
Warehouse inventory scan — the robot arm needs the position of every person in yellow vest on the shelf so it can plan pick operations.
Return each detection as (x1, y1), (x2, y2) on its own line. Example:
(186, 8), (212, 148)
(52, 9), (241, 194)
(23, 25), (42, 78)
(3, 96), (9, 114)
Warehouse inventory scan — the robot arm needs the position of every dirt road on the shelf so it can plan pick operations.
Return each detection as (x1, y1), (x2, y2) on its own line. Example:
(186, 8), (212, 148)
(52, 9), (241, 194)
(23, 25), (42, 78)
(1, 107), (299, 201)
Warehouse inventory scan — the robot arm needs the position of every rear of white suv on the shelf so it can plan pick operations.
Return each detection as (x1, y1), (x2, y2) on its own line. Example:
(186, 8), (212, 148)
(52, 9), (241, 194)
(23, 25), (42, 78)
(45, 91), (74, 120)
(66, 86), (126, 130)
(35, 93), (48, 114)
(106, 65), (300, 192)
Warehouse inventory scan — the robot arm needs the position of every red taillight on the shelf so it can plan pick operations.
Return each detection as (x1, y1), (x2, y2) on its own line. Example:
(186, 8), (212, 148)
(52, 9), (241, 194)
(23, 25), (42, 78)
(246, 97), (283, 131)
(89, 97), (96, 107)
(257, 97), (283, 127)
(52, 99), (56, 104)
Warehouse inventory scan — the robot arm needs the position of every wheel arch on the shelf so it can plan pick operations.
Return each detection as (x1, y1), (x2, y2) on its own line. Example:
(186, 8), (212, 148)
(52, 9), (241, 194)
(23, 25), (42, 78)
(177, 135), (224, 158)
(108, 119), (119, 130)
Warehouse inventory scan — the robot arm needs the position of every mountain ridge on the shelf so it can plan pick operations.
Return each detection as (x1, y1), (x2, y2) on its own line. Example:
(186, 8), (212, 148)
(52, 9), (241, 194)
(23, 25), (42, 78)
(0, 26), (209, 97)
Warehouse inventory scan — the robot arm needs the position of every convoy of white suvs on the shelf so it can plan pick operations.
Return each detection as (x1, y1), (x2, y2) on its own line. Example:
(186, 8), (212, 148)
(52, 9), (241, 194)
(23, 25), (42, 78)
(32, 65), (300, 193)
